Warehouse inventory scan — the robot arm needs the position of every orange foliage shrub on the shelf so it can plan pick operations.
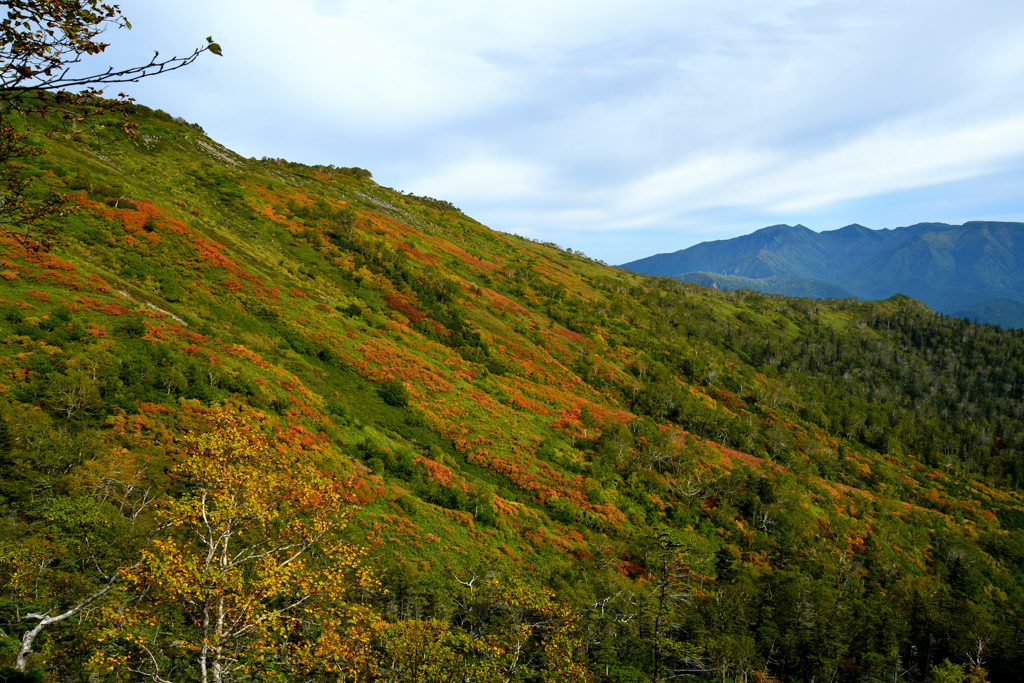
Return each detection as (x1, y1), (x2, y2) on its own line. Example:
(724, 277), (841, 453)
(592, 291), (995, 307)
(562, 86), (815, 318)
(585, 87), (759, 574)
(352, 340), (453, 393)
(396, 242), (438, 264)
(414, 456), (470, 492)
(222, 343), (273, 370)
(436, 242), (497, 272)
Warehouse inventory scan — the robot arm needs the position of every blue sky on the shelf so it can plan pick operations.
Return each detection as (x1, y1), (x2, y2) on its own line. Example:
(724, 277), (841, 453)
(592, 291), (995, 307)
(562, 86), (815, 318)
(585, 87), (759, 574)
(96, 0), (1024, 264)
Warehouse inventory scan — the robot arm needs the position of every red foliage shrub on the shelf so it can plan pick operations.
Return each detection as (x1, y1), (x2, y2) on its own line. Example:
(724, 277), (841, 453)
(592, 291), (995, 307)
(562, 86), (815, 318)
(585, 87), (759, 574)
(383, 293), (427, 324)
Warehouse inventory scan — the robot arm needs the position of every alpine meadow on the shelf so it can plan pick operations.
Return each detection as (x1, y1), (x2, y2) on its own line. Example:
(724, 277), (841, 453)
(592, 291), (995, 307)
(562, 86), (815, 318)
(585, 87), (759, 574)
(2, 5), (1024, 683)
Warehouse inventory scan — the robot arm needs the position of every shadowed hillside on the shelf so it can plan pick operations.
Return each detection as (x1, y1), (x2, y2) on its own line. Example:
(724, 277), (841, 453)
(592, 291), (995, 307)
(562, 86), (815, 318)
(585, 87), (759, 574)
(675, 272), (856, 300)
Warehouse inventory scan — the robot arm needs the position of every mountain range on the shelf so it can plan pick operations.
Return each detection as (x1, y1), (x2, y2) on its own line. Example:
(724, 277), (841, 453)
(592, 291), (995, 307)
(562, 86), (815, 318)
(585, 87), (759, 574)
(622, 221), (1024, 327)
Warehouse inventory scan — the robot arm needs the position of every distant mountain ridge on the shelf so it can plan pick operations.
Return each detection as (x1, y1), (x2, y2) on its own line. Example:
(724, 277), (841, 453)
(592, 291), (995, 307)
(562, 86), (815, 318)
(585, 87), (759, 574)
(675, 272), (856, 300)
(622, 221), (1024, 327)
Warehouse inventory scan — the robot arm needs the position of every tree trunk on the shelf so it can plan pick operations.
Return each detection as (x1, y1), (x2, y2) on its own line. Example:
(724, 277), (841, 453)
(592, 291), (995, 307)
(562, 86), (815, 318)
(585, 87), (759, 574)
(200, 606), (210, 683)
(15, 620), (48, 672)
(653, 555), (668, 683)
(15, 575), (118, 671)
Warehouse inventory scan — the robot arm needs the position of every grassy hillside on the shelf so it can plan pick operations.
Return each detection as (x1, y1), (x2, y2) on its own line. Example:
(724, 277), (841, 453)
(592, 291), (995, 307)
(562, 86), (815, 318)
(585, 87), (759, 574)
(1, 104), (1023, 682)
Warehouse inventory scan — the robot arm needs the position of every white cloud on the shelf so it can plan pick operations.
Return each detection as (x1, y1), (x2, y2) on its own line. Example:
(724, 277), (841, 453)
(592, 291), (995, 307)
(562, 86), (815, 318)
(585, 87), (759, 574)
(409, 155), (551, 202)
(96, 0), (1024, 261)
(597, 111), (1024, 218)
(615, 150), (779, 211)
(763, 114), (1024, 211)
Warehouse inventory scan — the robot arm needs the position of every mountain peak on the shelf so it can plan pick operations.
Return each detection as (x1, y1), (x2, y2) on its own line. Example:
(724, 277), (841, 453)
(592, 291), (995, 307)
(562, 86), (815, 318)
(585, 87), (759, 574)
(754, 223), (812, 235)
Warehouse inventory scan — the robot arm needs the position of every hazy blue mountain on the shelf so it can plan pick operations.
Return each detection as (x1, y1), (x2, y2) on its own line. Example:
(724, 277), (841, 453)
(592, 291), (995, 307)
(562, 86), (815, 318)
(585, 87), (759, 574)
(837, 222), (1024, 305)
(622, 222), (958, 280)
(675, 272), (856, 300)
(622, 221), (1024, 327)
(956, 298), (1024, 329)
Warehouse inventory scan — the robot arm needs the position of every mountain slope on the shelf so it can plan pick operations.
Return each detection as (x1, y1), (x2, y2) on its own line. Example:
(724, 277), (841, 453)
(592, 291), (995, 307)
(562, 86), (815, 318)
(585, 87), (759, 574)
(956, 297), (1024, 328)
(621, 222), (959, 279)
(625, 223), (829, 279)
(623, 221), (1024, 327)
(675, 271), (856, 299)
(0, 103), (1023, 681)
(838, 222), (1024, 310)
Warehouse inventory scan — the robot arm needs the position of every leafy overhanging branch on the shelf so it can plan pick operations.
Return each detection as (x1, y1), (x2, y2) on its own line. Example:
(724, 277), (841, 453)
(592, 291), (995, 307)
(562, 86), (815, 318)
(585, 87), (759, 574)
(0, 0), (219, 251)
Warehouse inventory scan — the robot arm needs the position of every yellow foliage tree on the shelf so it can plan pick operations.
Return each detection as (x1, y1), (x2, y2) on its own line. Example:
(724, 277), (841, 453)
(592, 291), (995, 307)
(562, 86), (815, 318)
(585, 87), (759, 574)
(91, 408), (377, 683)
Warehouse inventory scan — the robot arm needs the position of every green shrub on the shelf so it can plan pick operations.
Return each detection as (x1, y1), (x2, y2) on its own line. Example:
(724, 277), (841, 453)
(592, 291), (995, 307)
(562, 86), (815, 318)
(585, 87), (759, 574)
(378, 379), (409, 407)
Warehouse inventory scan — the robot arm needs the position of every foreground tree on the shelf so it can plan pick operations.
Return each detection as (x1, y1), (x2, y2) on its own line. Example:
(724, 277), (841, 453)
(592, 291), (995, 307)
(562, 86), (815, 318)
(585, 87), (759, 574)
(92, 409), (375, 683)
(1, 0), (219, 250)
(0, 444), (155, 673)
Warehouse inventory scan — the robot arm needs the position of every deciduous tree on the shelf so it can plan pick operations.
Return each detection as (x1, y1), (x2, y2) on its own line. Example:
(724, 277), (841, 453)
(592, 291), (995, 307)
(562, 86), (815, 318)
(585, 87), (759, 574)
(99, 409), (374, 683)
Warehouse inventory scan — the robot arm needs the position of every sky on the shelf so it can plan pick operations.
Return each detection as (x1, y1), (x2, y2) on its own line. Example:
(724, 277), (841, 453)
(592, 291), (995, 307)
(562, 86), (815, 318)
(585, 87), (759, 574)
(91, 0), (1024, 264)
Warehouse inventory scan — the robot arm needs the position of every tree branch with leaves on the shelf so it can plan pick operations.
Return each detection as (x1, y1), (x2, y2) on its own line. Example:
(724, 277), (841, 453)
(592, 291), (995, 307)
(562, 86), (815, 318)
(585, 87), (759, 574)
(0, 0), (220, 251)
